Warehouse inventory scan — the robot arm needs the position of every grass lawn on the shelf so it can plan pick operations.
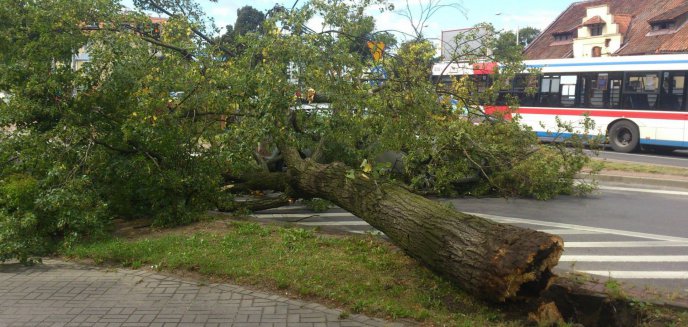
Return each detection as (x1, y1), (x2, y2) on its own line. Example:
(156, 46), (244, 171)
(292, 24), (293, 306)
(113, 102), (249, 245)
(62, 217), (688, 326)
(62, 220), (526, 326)
(589, 158), (688, 177)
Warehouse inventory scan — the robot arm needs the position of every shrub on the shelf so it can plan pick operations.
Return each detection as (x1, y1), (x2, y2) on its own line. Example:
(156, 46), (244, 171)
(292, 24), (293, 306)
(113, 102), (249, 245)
(0, 174), (109, 263)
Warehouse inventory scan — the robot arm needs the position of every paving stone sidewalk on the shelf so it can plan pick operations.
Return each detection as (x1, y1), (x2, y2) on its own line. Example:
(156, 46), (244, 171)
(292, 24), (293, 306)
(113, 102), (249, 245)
(0, 259), (404, 327)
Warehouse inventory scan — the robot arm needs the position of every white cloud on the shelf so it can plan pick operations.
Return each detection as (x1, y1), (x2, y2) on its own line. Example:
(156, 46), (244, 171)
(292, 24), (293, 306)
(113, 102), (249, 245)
(371, 11), (419, 40)
(206, 6), (237, 32)
(305, 15), (326, 32)
(494, 9), (561, 32)
(365, 0), (469, 43)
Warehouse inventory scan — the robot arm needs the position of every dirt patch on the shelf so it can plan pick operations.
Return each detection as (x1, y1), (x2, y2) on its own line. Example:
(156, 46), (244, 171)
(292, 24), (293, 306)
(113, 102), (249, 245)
(112, 213), (245, 240)
(112, 212), (359, 241)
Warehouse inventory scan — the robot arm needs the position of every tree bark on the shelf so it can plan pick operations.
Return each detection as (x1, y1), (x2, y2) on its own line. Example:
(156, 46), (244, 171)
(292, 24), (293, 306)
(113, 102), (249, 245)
(282, 148), (563, 302)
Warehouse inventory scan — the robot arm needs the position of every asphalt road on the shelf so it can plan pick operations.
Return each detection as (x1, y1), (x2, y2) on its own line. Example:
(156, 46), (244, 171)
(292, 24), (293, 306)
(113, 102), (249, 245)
(251, 183), (688, 299)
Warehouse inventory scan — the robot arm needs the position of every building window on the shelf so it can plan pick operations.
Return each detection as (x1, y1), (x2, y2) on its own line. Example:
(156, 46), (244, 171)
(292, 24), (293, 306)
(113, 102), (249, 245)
(651, 21), (676, 31)
(589, 24), (603, 36)
(591, 46), (602, 57)
(553, 33), (572, 41)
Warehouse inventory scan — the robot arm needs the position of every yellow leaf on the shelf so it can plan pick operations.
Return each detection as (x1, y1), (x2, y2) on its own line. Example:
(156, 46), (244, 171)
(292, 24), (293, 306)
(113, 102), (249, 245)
(360, 159), (372, 173)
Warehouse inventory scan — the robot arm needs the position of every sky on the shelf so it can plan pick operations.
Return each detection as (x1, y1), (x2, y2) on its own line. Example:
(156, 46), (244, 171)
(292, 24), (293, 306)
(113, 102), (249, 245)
(122, 0), (575, 42)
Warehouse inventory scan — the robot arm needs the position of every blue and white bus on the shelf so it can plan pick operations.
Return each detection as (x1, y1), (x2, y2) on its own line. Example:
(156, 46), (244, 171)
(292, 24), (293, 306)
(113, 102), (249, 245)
(434, 54), (688, 153)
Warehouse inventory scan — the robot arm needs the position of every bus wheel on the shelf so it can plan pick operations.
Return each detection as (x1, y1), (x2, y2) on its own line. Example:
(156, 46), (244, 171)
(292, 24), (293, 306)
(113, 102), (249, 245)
(609, 120), (639, 153)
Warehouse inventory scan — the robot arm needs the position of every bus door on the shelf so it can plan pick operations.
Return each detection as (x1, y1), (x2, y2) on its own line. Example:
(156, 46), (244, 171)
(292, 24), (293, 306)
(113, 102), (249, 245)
(607, 74), (623, 108)
(658, 72), (687, 148)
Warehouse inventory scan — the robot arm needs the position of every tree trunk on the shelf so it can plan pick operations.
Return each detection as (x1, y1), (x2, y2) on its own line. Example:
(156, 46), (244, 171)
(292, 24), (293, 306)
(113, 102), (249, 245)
(282, 148), (563, 302)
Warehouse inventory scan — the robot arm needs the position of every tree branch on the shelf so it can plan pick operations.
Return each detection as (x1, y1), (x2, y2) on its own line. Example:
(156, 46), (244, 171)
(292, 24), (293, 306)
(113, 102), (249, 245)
(140, 35), (195, 60)
(92, 139), (137, 154)
(224, 171), (290, 193)
(143, 0), (236, 58)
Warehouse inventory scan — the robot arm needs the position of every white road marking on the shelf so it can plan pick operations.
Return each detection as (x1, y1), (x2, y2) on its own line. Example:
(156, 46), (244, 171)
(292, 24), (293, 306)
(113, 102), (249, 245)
(256, 208), (688, 251)
(598, 185), (688, 196)
(561, 255), (688, 262)
(296, 221), (370, 226)
(254, 205), (688, 281)
(349, 230), (383, 235)
(565, 241), (688, 248)
(581, 271), (688, 279)
(467, 212), (688, 242)
(538, 229), (601, 235)
(252, 212), (355, 219)
(261, 205), (310, 211)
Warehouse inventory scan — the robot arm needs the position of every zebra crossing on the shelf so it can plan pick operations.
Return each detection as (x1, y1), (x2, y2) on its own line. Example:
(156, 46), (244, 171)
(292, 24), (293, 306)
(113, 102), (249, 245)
(251, 206), (379, 234)
(467, 212), (688, 281)
(252, 205), (688, 285)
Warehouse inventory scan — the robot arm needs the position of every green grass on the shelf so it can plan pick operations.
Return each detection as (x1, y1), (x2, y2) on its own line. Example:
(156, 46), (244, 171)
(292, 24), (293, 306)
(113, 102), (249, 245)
(589, 158), (688, 177)
(63, 221), (524, 326)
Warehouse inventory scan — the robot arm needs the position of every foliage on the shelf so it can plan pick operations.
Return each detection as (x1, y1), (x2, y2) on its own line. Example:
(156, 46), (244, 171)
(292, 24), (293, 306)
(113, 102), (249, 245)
(0, 0), (223, 260)
(233, 6), (265, 36)
(518, 27), (540, 47)
(492, 30), (524, 63)
(302, 198), (332, 212)
(492, 27), (540, 53)
(0, 172), (109, 263)
(219, 6), (265, 49)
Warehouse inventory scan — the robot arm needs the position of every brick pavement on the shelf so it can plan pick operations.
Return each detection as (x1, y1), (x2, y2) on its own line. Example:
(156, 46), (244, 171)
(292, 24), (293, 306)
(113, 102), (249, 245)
(0, 259), (405, 327)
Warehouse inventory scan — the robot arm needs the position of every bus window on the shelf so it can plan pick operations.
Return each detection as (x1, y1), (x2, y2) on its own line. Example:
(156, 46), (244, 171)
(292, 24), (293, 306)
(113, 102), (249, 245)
(513, 74), (537, 106)
(607, 73), (623, 108)
(658, 72), (686, 111)
(559, 75), (577, 107)
(623, 72), (659, 110)
(581, 72), (622, 109)
(472, 74), (491, 94)
(538, 75), (561, 107)
(496, 74), (537, 106)
(583, 74), (601, 108)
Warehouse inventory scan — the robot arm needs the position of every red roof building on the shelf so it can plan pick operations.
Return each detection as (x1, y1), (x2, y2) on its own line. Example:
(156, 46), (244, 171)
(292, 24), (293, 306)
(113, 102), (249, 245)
(525, 0), (688, 60)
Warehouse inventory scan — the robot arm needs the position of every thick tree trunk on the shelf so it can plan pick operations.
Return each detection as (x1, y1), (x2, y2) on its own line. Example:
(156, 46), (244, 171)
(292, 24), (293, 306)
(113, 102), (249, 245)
(282, 148), (563, 302)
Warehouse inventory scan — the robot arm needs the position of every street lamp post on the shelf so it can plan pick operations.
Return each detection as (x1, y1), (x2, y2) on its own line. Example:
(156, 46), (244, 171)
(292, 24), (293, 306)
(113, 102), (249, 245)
(495, 12), (519, 45)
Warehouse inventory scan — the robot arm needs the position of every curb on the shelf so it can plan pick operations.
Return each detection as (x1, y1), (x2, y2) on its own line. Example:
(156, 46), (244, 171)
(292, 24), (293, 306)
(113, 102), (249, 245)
(576, 173), (688, 190)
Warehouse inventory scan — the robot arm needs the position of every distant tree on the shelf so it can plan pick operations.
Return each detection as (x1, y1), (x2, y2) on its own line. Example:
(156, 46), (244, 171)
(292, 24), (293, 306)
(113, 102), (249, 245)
(492, 31), (523, 62)
(518, 26), (540, 47)
(219, 6), (265, 53)
(233, 6), (265, 36)
(343, 16), (398, 62)
(219, 24), (235, 45)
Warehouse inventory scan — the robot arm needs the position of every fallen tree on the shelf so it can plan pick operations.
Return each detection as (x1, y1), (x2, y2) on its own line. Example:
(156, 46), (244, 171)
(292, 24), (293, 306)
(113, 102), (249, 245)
(218, 144), (568, 301)
(281, 147), (563, 301)
(2, 0), (593, 304)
